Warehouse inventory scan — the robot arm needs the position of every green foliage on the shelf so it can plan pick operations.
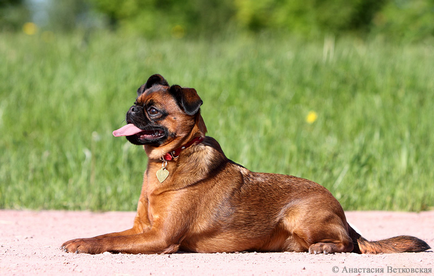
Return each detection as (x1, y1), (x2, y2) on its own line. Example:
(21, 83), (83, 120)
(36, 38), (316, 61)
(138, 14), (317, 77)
(1, 32), (434, 211)
(88, 0), (234, 37)
(0, 0), (30, 31)
(45, 0), (92, 32)
(87, 0), (393, 38)
(3, 1), (433, 41)
(234, 0), (386, 36)
(372, 0), (434, 42)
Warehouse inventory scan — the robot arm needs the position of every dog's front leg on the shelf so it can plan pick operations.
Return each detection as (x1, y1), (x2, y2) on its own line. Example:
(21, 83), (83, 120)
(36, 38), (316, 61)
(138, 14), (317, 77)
(83, 210), (152, 240)
(62, 209), (185, 254)
(62, 228), (181, 254)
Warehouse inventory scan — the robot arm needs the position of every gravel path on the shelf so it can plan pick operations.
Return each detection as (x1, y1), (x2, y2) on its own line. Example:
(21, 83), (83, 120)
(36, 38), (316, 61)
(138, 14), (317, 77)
(1, 210), (433, 275)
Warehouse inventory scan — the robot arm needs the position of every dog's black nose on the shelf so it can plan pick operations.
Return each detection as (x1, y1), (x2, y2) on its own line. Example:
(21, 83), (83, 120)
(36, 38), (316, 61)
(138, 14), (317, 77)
(126, 105), (144, 123)
(129, 105), (142, 114)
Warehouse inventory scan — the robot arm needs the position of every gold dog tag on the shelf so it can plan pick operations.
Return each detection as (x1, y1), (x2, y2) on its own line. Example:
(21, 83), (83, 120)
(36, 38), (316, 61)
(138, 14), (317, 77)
(156, 167), (169, 183)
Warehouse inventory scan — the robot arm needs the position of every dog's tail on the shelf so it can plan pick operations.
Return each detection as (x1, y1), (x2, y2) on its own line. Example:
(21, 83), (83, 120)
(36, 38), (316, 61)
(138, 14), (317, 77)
(348, 225), (430, 254)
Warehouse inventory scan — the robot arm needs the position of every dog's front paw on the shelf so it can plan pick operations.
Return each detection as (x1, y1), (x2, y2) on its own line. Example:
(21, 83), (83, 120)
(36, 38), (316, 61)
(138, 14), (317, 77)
(61, 238), (105, 254)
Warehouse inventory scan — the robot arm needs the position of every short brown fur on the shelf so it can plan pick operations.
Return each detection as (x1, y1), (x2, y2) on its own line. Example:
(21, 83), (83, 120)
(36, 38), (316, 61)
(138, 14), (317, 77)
(62, 74), (430, 255)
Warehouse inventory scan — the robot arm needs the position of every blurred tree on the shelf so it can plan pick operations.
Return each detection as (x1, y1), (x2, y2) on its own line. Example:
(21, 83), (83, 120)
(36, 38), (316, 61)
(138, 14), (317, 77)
(88, 0), (234, 37)
(234, 0), (387, 37)
(0, 0), (31, 31)
(45, 0), (90, 31)
(3, 0), (433, 42)
(88, 0), (391, 38)
(349, 0), (387, 32)
(372, 0), (434, 42)
(40, 0), (106, 32)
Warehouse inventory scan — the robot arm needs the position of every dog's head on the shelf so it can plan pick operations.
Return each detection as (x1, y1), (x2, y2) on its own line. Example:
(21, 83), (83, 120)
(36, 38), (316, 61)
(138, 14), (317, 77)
(113, 74), (207, 158)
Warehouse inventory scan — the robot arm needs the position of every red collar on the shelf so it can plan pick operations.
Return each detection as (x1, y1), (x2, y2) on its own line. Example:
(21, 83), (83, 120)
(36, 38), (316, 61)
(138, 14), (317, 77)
(163, 136), (204, 161)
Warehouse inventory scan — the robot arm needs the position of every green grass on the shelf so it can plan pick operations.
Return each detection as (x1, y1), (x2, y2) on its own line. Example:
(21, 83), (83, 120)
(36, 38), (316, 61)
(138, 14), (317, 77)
(1, 32), (433, 211)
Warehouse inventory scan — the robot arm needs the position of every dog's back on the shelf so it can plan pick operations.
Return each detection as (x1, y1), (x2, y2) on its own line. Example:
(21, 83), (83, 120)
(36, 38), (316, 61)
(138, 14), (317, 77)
(183, 137), (430, 254)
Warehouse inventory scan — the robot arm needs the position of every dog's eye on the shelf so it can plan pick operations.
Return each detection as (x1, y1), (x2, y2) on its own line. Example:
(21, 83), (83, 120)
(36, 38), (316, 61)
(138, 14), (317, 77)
(148, 107), (159, 115)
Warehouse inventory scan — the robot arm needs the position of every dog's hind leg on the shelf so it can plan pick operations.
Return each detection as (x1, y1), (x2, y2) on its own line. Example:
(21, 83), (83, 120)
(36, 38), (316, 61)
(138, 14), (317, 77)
(283, 204), (354, 254)
(301, 223), (354, 254)
(293, 221), (354, 254)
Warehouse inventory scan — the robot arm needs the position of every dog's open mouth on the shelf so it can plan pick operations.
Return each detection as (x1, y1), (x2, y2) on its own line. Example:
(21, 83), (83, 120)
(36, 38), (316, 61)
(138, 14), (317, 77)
(113, 124), (167, 145)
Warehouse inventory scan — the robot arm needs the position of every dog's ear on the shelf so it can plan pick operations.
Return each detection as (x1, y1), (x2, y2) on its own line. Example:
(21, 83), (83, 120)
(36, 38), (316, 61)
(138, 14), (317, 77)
(137, 74), (169, 96)
(169, 85), (203, 115)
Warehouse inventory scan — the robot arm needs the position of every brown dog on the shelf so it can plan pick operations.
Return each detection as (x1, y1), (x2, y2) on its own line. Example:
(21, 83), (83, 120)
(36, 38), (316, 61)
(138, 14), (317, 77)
(62, 74), (430, 254)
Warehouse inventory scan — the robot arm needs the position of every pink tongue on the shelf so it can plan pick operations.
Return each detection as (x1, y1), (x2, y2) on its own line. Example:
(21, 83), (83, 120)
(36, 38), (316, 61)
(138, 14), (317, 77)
(113, 124), (144, 137)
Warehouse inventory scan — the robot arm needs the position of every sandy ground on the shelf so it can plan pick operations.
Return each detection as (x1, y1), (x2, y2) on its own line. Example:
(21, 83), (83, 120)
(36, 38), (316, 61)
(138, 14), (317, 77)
(0, 210), (433, 276)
